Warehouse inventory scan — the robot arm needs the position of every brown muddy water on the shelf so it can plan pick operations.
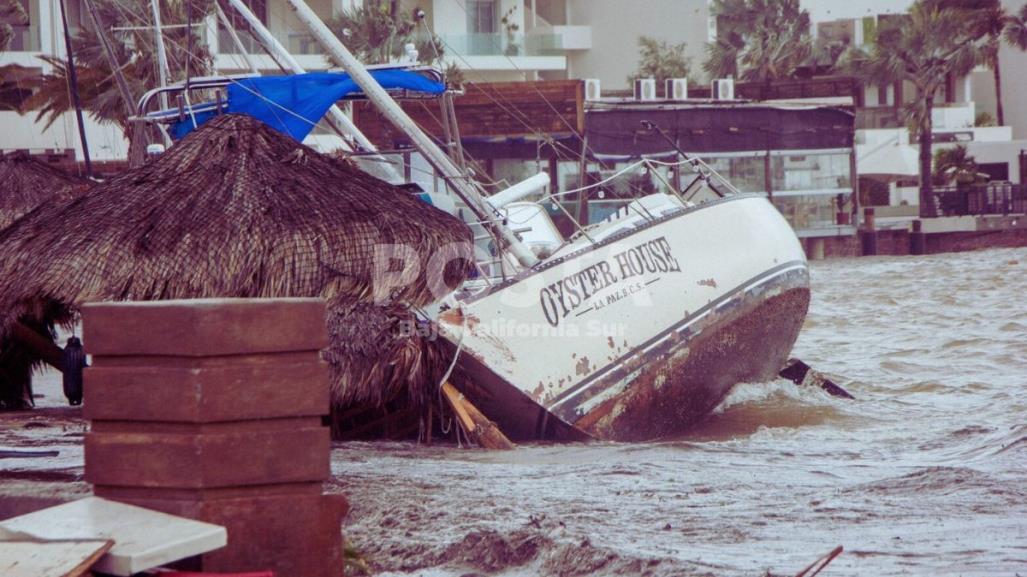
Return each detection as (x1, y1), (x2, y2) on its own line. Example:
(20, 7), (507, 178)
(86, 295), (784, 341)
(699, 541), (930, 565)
(329, 247), (1027, 576)
(2, 248), (1025, 576)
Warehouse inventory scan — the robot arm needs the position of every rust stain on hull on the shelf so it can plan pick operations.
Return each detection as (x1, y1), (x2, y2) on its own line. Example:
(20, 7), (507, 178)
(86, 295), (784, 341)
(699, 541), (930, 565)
(575, 356), (592, 376)
(572, 287), (811, 441)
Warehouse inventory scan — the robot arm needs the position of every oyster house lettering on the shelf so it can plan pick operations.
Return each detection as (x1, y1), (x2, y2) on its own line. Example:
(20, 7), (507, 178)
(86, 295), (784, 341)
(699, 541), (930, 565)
(539, 236), (682, 327)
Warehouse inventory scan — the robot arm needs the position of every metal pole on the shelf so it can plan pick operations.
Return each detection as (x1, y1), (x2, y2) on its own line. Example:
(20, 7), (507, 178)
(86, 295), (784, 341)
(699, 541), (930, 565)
(57, 0), (92, 178)
(149, 0), (171, 111)
(83, 0), (135, 119)
(223, 0), (401, 183)
(284, 0), (538, 268)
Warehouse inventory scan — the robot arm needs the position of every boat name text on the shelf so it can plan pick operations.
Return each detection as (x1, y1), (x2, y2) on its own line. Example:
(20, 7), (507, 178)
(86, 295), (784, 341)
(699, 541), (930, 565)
(539, 236), (682, 327)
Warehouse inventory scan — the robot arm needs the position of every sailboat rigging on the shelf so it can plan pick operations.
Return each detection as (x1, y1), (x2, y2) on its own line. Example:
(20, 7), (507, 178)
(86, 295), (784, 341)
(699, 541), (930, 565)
(132, 0), (811, 442)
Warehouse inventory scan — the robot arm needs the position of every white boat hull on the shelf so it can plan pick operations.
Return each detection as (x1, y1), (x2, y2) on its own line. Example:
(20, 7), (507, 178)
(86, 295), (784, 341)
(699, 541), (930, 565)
(440, 194), (810, 441)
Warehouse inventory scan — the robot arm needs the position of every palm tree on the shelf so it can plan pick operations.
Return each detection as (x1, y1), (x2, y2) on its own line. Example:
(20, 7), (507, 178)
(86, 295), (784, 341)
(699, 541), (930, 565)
(628, 36), (693, 93)
(328, 1), (445, 67)
(933, 144), (981, 185)
(971, 1), (1010, 127)
(924, 1), (1009, 127)
(845, 1), (986, 216)
(1004, 5), (1027, 53)
(23, 0), (213, 142)
(704, 0), (812, 82)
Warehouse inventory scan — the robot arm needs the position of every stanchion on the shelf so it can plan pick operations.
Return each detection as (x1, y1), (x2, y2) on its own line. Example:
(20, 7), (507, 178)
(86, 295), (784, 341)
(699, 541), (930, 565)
(860, 207), (877, 256)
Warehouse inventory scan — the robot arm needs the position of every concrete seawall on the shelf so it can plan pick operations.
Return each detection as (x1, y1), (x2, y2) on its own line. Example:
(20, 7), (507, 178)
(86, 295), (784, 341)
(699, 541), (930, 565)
(802, 215), (1027, 259)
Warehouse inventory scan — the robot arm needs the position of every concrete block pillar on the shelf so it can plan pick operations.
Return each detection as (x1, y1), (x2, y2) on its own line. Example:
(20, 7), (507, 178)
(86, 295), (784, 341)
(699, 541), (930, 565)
(81, 298), (345, 577)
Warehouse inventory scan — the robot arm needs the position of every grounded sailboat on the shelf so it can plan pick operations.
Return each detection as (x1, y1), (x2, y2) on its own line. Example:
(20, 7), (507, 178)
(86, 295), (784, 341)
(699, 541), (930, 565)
(131, 0), (810, 442)
(440, 193), (809, 441)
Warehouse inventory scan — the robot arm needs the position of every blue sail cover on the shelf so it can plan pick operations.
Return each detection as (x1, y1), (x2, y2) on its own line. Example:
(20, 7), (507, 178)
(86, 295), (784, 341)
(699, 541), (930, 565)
(170, 70), (445, 141)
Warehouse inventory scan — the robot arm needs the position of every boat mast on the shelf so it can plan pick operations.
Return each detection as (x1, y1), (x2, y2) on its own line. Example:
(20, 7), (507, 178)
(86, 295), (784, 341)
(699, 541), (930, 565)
(148, 0), (171, 112)
(56, 0), (92, 178)
(223, 0), (401, 184)
(285, 0), (539, 268)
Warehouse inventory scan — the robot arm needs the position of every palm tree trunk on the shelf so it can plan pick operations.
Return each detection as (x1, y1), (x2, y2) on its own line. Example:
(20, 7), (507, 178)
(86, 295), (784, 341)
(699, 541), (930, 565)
(993, 57), (1004, 126)
(919, 94), (935, 218)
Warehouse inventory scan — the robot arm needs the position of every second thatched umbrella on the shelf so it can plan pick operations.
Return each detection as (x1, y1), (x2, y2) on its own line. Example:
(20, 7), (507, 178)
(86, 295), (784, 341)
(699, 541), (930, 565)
(0, 113), (473, 414)
(0, 151), (88, 408)
(0, 151), (87, 230)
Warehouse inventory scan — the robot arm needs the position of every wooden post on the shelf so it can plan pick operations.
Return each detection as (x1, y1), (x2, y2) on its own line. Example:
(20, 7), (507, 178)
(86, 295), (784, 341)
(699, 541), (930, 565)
(764, 144), (773, 202)
(849, 147), (860, 227)
(910, 218), (925, 255)
(81, 299), (346, 577)
(11, 321), (63, 371)
(576, 135), (589, 225)
(860, 206), (877, 256)
(441, 382), (515, 450)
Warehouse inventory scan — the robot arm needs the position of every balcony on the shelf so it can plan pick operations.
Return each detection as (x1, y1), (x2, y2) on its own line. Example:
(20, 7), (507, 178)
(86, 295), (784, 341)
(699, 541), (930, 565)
(932, 101), (974, 131)
(438, 27), (590, 57)
(217, 29), (322, 56)
(855, 106), (903, 130)
(541, 25), (591, 50)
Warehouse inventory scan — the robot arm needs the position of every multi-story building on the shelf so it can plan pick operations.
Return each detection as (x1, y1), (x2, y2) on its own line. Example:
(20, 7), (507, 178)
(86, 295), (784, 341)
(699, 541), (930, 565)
(3, 0), (1024, 224)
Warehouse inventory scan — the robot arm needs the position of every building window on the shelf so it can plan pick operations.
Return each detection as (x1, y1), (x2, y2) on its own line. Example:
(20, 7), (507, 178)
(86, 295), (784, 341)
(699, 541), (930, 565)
(231, 0), (268, 24)
(219, 0), (268, 54)
(772, 152), (851, 193)
(467, 0), (498, 34)
(1, 0), (34, 51)
(702, 155), (765, 193)
(772, 194), (852, 230)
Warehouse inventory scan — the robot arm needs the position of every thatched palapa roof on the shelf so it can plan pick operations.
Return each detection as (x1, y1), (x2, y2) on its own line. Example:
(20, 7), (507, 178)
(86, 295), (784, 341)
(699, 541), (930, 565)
(0, 114), (473, 413)
(0, 151), (88, 230)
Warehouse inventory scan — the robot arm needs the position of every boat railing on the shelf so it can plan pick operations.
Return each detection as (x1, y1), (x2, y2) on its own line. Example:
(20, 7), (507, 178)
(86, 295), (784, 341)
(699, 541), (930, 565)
(133, 66), (450, 126)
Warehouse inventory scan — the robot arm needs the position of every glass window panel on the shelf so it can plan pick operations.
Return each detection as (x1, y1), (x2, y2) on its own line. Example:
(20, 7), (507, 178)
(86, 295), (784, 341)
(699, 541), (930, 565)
(467, 0), (498, 33)
(772, 193), (852, 230)
(556, 160), (581, 192)
(772, 153), (851, 192)
(492, 159), (544, 194)
(701, 155), (766, 193)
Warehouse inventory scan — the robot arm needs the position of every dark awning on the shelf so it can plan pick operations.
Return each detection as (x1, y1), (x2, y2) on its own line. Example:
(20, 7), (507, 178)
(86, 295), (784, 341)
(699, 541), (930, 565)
(585, 102), (855, 159)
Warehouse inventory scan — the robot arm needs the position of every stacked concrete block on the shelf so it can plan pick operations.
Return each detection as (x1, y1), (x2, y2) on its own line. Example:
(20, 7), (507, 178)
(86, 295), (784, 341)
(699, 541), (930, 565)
(81, 298), (346, 577)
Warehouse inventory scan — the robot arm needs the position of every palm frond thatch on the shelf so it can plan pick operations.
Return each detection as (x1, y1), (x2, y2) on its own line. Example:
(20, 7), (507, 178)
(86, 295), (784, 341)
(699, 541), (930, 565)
(324, 298), (450, 412)
(0, 114), (473, 411)
(0, 152), (88, 230)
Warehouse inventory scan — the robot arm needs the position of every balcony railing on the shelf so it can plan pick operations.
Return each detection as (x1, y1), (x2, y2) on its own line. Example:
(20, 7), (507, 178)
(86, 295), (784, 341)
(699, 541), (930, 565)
(923, 183), (1026, 218)
(217, 29), (322, 56)
(437, 33), (564, 57)
(856, 106), (903, 130)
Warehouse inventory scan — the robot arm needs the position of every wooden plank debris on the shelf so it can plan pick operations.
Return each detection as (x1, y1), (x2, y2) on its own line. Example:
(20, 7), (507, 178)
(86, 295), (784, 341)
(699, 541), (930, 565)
(0, 449), (60, 459)
(0, 539), (113, 577)
(441, 382), (515, 450)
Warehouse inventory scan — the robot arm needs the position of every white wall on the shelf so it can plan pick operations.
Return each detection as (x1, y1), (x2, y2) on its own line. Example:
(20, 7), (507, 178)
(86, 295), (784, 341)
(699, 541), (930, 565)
(565, 0), (710, 90)
(965, 140), (1027, 183)
(0, 111), (128, 162)
(432, 0), (470, 35)
(998, 0), (1027, 139)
